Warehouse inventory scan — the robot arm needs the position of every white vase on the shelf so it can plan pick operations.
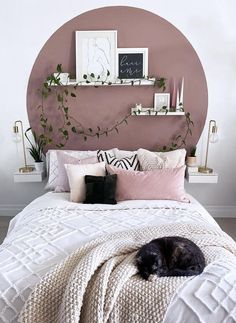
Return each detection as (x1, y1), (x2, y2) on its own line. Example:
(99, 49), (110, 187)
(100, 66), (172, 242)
(34, 161), (44, 172)
(54, 72), (70, 85)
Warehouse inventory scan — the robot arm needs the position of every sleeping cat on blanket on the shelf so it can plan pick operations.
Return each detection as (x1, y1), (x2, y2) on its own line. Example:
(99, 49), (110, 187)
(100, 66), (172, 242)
(136, 236), (205, 280)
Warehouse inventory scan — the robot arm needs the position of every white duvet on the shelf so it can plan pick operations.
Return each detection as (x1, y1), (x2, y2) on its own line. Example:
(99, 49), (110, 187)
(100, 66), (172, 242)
(0, 192), (231, 323)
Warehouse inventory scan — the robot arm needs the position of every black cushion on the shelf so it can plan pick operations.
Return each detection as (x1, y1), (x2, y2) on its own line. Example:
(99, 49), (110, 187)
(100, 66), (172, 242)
(84, 174), (117, 204)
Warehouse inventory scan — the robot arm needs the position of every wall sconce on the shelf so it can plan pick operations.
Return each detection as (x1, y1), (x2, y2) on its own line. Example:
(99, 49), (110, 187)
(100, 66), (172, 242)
(13, 120), (34, 173)
(198, 120), (218, 174)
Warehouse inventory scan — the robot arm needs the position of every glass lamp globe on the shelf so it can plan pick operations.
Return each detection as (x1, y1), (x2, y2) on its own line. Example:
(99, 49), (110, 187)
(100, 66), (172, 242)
(12, 126), (21, 143)
(209, 126), (219, 143)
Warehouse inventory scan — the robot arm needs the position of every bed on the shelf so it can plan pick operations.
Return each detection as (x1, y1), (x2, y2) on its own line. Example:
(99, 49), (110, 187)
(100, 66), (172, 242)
(1, 149), (236, 323)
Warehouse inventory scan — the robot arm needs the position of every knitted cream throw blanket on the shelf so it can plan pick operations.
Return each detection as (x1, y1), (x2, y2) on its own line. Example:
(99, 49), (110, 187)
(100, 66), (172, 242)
(19, 222), (236, 323)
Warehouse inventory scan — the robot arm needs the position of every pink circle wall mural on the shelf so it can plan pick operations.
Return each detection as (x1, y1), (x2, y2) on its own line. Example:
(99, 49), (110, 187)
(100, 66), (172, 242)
(27, 6), (208, 151)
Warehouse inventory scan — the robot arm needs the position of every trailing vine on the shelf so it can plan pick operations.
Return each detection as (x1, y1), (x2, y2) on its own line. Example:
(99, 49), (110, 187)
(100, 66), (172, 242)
(160, 112), (194, 151)
(35, 64), (193, 151)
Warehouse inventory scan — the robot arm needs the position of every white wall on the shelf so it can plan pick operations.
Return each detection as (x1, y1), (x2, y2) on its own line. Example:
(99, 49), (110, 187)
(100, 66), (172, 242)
(0, 0), (236, 217)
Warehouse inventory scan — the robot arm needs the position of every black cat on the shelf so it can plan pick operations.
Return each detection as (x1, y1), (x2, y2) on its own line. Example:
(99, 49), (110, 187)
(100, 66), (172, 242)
(136, 236), (205, 280)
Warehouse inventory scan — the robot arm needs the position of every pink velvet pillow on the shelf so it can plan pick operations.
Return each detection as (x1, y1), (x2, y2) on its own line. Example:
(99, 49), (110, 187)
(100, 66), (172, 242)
(106, 165), (189, 202)
(55, 152), (97, 192)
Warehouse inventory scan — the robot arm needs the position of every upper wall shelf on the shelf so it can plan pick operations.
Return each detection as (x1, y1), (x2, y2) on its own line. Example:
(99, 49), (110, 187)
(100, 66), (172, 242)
(49, 78), (156, 87)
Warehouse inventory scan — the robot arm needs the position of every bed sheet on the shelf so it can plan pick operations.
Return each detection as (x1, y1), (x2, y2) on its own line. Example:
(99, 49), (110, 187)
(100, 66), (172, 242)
(1, 193), (219, 322)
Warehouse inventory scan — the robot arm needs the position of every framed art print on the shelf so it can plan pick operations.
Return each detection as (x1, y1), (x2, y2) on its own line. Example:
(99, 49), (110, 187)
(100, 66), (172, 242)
(76, 30), (117, 82)
(116, 48), (148, 80)
(154, 93), (170, 111)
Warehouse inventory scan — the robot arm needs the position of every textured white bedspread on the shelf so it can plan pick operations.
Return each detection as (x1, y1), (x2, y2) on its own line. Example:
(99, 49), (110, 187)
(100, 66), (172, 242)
(163, 259), (236, 323)
(0, 193), (221, 322)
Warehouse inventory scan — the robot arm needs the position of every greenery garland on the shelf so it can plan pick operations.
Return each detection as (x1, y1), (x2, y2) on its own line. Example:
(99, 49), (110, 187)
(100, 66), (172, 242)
(36, 64), (193, 151)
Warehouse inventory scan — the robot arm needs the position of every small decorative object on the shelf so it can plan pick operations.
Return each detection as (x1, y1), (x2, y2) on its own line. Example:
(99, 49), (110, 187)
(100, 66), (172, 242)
(53, 72), (70, 85)
(171, 78), (177, 111)
(25, 127), (45, 172)
(154, 93), (170, 111)
(76, 30), (117, 82)
(131, 103), (142, 114)
(116, 48), (148, 80)
(198, 120), (219, 173)
(135, 103), (143, 111)
(12, 121), (34, 173)
(187, 146), (197, 166)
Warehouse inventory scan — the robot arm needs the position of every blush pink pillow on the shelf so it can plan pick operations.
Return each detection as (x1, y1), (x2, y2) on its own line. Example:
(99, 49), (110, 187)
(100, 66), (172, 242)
(106, 165), (189, 202)
(55, 151), (97, 192)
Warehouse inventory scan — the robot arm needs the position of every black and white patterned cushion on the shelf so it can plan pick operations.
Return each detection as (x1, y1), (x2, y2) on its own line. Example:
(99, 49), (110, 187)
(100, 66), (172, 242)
(97, 150), (140, 170)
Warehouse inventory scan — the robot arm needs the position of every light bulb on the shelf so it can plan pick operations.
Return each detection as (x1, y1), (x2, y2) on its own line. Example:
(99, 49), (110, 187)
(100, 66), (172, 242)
(209, 132), (219, 143)
(12, 132), (21, 143)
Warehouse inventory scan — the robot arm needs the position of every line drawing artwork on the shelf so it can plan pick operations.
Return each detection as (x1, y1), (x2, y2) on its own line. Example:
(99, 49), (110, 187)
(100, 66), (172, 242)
(84, 37), (111, 78)
(76, 31), (117, 82)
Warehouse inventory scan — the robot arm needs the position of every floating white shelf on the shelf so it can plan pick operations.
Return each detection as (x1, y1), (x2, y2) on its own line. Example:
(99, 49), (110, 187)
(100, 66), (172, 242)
(49, 78), (156, 87)
(131, 111), (185, 116)
(186, 170), (218, 184)
(14, 170), (46, 183)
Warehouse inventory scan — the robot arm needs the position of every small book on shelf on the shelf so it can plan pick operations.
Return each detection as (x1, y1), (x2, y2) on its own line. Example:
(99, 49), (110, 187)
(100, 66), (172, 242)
(186, 166), (199, 173)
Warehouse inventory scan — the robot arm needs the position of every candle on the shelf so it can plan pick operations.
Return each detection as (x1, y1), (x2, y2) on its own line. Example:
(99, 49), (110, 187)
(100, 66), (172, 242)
(171, 78), (176, 108)
(179, 77), (184, 105)
(176, 88), (180, 110)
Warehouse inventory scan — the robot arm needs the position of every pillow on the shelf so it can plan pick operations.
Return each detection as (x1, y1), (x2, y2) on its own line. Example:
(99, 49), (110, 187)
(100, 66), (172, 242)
(137, 148), (186, 170)
(65, 162), (106, 203)
(97, 150), (140, 170)
(45, 149), (112, 190)
(84, 174), (117, 204)
(106, 165), (189, 202)
(55, 152), (98, 192)
(115, 149), (137, 159)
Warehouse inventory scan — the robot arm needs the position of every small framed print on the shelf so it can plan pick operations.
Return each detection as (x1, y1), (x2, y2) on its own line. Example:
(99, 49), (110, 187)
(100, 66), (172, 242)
(154, 93), (170, 111)
(116, 48), (148, 80)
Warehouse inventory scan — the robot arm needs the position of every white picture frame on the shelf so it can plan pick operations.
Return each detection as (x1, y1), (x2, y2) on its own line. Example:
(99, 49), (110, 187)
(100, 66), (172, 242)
(75, 30), (117, 82)
(116, 48), (148, 80)
(154, 93), (170, 111)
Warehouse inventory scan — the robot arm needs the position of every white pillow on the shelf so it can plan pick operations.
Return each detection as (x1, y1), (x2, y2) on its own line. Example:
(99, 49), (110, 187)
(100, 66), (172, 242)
(65, 162), (106, 203)
(45, 149), (103, 190)
(137, 148), (186, 170)
(115, 149), (137, 159)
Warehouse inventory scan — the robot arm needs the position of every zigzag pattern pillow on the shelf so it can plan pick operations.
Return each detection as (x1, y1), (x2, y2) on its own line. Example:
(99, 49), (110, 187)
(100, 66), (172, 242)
(97, 150), (140, 170)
